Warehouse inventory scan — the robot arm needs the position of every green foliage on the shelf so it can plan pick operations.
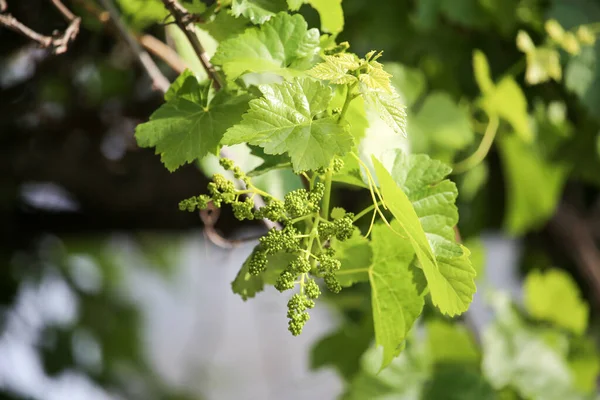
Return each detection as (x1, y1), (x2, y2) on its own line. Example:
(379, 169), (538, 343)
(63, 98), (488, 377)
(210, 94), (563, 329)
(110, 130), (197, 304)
(212, 13), (320, 81)
(135, 74), (250, 171)
(369, 221), (424, 370)
(131, 0), (600, 383)
(223, 77), (354, 172)
(498, 134), (568, 235)
(524, 269), (589, 335)
(231, 0), (287, 24)
(373, 154), (476, 317)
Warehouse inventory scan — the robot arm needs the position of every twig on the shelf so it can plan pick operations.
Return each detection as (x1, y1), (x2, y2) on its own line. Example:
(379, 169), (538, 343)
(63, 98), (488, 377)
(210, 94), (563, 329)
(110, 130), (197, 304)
(50, 0), (76, 21)
(138, 34), (186, 74)
(159, 0), (280, 243)
(161, 0), (224, 89)
(549, 203), (600, 309)
(0, 6), (80, 54)
(72, 0), (187, 74)
(97, 0), (170, 92)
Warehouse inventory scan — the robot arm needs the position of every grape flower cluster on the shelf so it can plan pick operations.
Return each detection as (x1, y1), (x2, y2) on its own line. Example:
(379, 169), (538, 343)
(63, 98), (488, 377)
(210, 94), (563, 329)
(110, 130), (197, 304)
(179, 158), (355, 336)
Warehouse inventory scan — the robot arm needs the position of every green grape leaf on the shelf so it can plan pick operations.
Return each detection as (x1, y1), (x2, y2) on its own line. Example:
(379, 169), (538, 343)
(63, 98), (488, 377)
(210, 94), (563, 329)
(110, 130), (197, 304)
(331, 228), (372, 287)
(212, 13), (320, 81)
(550, 0), (600, 121)
(307, 53), (360, 84)
(310, 320), (373, 380)
(385, 62), (427, 107)
(568, 336), (600, 393)
(231, 248), (295, 300)
(524, 269), (589, 335)
(230, 0), (287, 24)
(363, 91), (407, 136)
(425, 319), (480, 365)
(473, 51), (533, 142)
(246, 145), (291, 176)
(369, 222), (424, 370)
(359, 59), (394, 94)
(203, 10), (249, 42)
(344, 341), (431, 400)
(412, 92), (474, 151)
(482, 77), (532, 142)
(422, 365), (496, 400)
(287, 0), (303, 9)
(373, 154), (476, 316)
(164, 69), (199, 102)
(115, 0), (168, 30)
(135, 79), (250, 172)
(482, 294), (581, 400)
(498, 134), (568, 235)
(307, 0), (344, 33)
(223, 77), (354, 172)
(473, 50), (494, 95)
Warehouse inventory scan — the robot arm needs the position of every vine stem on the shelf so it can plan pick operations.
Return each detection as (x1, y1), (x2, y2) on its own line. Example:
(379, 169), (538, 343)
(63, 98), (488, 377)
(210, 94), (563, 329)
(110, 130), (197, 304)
(98, 0), (170, 92)
(321, 168), (333, 220)
(452, 115), (500, 175)
(161, 0), (224, 89)
(353, 202), (382, 222)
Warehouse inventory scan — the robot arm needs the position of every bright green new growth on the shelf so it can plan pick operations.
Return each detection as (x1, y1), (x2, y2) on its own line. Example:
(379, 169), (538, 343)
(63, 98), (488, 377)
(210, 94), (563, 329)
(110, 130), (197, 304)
(223, 77), (354, 172)
(136, 5), (476, 370)
(524, 269), (589, 335)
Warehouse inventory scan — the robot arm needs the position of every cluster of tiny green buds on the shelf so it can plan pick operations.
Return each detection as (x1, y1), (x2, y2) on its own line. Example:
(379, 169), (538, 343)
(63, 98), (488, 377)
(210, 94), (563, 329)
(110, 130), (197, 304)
(282, 183), (325, 219)
(287, 293), (314, 336)
(255, 198), (286, 222)
(304, 279), (321, 300)
(219, 158), (250, 185)
(259, 226), (301, 255)
(208, 174), (236, 207)
(248, 249), (268, 275)
(324, 273), (342, 294)
(275, 270), (296, 292)
(332, 158), (344, 173)
(333, 212), (354, 241)
(179, 194), (211, 212)
(318, 212), (355, 241)
(232, 197), (255, 221)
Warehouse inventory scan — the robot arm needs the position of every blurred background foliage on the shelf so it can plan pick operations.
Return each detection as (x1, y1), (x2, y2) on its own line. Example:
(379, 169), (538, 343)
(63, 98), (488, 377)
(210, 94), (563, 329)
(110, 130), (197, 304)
(1, 0), (600, 399)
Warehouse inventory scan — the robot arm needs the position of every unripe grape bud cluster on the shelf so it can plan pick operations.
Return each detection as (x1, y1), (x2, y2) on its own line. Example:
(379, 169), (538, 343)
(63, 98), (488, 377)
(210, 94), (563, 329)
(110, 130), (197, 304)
(178, 158), (358, 336)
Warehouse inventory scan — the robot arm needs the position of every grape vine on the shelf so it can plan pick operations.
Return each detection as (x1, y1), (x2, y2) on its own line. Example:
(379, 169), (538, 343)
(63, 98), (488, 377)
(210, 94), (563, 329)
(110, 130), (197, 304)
(135, 6), (477, 370)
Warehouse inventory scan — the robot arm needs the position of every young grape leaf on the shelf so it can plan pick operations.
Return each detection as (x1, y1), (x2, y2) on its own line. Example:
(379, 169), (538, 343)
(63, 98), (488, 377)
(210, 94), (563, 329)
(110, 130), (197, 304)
(425, 319), (480, 365)
(363, 90), (407, 137)
(359, 61), (393, 94)
(369, 222), (424, 370)
(230, 0), (287, 24)
(135, 78), (250, 172)
(307, 53), (360, 84)
(385, 62), (427, 107)
(307, 0), (344, 34)
(212, 13), (320, 81)
(222, 77), (354, 172)
(330, 228), (371, 287)
(524, 269), (589, 335)
(473, 50), (533, 142)
(372, 155), (476, 316)
(231, 247), (295, 300)
(498, 134), (568, 235)
(410, 92), (474, 151)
